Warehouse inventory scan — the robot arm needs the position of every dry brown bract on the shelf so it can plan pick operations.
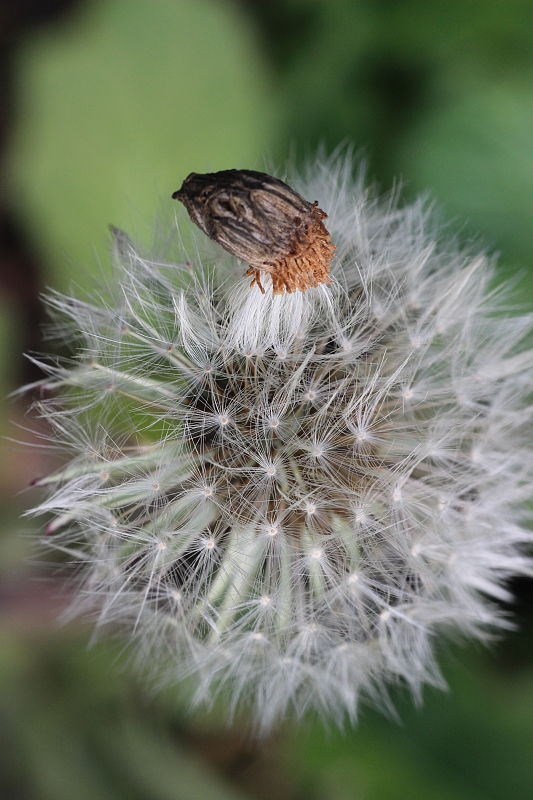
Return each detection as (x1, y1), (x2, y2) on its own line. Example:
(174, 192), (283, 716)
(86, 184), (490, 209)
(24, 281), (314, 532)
(172, 169), (335, 294)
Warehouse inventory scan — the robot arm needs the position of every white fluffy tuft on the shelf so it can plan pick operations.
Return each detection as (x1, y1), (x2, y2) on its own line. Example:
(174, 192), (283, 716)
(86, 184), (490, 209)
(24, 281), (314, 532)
(26, 152), (533, 733)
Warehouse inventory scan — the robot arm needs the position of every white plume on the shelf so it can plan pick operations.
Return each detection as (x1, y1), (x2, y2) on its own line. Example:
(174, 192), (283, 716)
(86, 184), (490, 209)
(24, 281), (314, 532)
(26, 152), (533, 733)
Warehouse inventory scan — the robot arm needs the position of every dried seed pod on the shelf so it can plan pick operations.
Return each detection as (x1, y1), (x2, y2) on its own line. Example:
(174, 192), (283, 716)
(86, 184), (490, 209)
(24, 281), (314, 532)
(172, 169), (335, 294)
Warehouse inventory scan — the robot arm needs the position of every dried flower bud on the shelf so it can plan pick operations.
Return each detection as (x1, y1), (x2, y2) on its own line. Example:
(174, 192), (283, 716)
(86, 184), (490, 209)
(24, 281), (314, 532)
(172, 169), (335, 294)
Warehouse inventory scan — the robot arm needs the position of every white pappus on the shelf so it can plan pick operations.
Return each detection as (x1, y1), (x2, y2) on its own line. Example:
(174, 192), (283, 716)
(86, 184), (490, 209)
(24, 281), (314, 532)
(25, 152), (533, 733)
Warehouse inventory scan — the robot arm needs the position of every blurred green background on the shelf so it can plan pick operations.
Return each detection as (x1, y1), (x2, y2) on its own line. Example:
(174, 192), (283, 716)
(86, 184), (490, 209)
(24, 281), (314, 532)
(1, 1), (532, 798)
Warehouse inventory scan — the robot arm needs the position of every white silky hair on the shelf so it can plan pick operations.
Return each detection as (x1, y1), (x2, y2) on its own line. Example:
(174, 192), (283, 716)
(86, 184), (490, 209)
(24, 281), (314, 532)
(25, 151), (533, 734)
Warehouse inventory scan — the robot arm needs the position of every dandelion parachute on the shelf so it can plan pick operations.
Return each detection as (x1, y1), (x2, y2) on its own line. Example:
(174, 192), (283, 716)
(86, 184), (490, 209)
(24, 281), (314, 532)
(26, 153), (533, 732)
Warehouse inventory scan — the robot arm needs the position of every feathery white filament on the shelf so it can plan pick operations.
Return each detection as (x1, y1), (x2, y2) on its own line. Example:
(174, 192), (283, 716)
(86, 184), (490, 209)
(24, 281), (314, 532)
(26, 153), (533, 734)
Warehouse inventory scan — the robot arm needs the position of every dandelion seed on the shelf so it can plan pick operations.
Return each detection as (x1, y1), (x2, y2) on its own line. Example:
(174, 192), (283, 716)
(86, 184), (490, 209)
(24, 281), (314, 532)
(392, 486), (403, 503)
(339, 338), (352, 353)
(353, 508), (367, 524)
(25, 151), (533, 734)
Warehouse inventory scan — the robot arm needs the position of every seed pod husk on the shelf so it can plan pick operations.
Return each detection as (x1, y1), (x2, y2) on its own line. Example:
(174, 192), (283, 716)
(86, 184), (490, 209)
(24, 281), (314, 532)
(172, 169), (335, 294)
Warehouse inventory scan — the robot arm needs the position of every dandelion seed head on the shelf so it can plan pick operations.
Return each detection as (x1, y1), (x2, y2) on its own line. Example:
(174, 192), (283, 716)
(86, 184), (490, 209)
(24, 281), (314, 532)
(26, 152), (533, 734)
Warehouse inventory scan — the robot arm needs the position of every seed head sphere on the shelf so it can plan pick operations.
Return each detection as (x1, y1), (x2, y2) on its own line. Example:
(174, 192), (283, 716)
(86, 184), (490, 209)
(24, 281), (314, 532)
(28, 154), (533, 733)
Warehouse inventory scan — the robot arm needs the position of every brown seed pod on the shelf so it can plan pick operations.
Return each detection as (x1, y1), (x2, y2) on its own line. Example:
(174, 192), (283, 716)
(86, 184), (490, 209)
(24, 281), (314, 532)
(172, 169), (335, 294)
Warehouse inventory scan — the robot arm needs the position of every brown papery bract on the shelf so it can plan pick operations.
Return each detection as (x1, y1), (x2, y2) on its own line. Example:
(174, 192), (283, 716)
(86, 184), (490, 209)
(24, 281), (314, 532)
(173, 169), (335, 294)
